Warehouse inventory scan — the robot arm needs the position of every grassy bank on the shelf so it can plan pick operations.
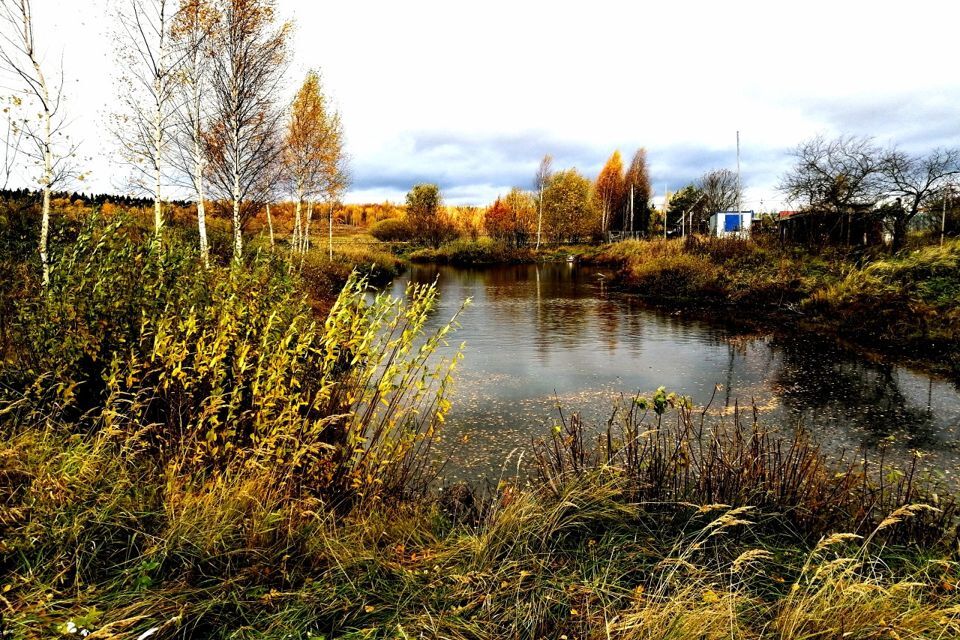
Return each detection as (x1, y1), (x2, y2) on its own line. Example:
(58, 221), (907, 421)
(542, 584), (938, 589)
(296, 242), (404, 313)
(2, 221), (960, 638)
(408, 237), (536, 265)
(591, 236), (960, 377)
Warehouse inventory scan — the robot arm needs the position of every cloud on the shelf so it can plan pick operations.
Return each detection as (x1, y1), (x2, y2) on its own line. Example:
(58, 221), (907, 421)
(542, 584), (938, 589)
(349, 130), (617, 204)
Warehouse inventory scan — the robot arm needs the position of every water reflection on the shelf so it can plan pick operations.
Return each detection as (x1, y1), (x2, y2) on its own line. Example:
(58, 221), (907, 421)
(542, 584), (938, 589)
(389, 264), (960, 481)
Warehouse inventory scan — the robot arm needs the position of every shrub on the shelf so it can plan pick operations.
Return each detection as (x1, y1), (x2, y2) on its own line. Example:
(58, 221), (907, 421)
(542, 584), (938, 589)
(408, 237), (528, 265)
(369, 217), (414, 242)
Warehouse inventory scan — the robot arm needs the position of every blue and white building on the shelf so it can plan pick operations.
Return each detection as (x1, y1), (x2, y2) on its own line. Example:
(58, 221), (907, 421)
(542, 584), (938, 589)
(708, 211), (754, 238)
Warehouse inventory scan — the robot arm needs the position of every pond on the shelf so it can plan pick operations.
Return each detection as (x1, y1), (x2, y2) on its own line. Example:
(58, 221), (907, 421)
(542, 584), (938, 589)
(386, 263), (960, 482)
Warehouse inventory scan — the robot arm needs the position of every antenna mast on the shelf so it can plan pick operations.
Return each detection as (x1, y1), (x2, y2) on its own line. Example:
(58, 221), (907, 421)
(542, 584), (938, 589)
(736, 130), (742, 213)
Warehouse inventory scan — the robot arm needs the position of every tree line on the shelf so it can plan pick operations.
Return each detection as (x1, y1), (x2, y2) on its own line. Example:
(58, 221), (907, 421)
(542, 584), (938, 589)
(0, 0), (347, 283)
(391, 149), (656, 248)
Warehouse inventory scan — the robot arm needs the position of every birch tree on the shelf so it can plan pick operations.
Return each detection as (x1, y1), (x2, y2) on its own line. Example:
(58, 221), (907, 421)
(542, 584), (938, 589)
(114, 0), (183, 236)
(533, 154), (552, 249)
(624, 148), (651, 235)
(171, 0), (218, 266)
(594, 151), (625, 236)
(284, 70), (324, 257)
(324, 150), (349, 261)
(206, 0), (288, 263)
(0, 0), (76, 286)
(283, 70), (347, 261)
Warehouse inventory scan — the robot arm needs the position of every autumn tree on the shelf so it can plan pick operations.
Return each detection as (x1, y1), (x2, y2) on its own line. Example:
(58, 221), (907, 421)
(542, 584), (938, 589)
(449, 205), (484, 240)
(699, 168), (743, 215)
(879, 147), (960, 251)
(533, 154), (552, 249)
(206, 0), (289, 262)
(503, 188), (536, 247)
(543, 169), (597, 242)
(283, 70), (346, 258)
(406, 183), (454, 248)
(170, 0), (219, 266)
(623, 148), (651, 235)
(485, 187), (535, 247)
(0, 0), (77, 285)
(593, 150), (625, 236)
(484, 197), (510, 243)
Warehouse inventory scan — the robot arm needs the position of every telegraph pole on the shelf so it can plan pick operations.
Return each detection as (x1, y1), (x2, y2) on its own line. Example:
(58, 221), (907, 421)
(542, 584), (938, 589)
(736, 130), (742, 214)
(663, 183), (668, 239)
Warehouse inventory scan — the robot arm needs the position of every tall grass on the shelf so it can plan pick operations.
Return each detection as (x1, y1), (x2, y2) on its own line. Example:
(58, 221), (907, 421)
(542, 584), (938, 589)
(535, 389), (956, 546)
(807, 239), (960, 347)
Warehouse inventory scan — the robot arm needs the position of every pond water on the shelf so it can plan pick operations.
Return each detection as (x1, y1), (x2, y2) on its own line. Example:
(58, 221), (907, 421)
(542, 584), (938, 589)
(386, 263), (960, 482)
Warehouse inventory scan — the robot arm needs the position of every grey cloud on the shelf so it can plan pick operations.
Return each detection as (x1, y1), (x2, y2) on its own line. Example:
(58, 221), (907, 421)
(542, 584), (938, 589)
(349, 130), (805, 205)
(350, 130), (615, 203)
(785, 90), (960, 151)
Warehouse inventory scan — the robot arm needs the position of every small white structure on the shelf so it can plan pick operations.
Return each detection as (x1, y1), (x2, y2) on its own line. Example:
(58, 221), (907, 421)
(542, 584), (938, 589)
(708, 211), (753, 238)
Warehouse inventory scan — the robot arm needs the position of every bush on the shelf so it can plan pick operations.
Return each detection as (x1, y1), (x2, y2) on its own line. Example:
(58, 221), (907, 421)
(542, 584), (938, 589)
(369, 217), (414, 242)
(597, 239), (722, 300)
(408, 237), (529, 265)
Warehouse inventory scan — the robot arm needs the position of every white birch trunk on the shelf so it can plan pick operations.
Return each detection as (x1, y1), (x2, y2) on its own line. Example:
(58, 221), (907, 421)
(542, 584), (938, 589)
(292, 195), (302, 255)
(153, 86), (163, 235)
(266, 202), (274, 247)
(232, 168), (242, 262)
(230, 72), (242, 262)
(152, 2), (169, 238)
(304, 200), (314, 254)
(33, 58), (52, 286)
(40, 137), (51, 285)
(536, 187), (543, 250)
(328, 202), (333, 261)
(194, 130), (209, 268)
(299, 200), (313, 272)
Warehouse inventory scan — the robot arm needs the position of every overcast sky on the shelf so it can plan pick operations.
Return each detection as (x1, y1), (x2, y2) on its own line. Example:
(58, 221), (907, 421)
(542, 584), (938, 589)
(13, 0), (960, 209)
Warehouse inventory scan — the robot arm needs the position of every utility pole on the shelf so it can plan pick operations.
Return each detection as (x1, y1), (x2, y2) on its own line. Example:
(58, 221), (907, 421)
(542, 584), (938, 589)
(663, 183), (668, 239)
(682, 193), (705, 239)
(736, 130), (742, 214)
